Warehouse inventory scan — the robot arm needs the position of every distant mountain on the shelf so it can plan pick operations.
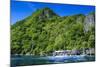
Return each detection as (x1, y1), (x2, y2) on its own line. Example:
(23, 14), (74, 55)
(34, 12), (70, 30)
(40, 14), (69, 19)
(11, 8), (95, 56)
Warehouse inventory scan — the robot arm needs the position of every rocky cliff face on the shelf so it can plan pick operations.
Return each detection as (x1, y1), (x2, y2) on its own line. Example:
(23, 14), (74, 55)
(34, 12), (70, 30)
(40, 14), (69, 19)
(84, 13), (95, 32)
(34, 8), (58, 22)
(39, 8), (58, 18)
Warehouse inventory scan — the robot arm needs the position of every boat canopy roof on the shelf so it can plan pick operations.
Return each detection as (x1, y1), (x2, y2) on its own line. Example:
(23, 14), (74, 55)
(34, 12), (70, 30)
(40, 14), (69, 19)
(54, 50), (71, 52)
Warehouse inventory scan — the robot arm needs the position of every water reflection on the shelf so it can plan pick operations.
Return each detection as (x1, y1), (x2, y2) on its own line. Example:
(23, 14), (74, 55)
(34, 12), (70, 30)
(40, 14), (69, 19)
(11, 55), (95, 67)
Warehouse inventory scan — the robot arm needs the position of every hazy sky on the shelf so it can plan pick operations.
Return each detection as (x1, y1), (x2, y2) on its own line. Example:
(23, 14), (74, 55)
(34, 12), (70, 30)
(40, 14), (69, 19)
(11, 1), (95, 24)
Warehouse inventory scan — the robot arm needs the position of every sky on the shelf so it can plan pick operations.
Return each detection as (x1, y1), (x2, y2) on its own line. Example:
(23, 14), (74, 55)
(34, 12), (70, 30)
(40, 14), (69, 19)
(11, 1), (95, 24)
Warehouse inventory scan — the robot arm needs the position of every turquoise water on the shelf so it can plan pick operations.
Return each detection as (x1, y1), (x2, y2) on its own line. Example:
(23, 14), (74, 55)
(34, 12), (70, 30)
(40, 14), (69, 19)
(11, 55), (95, 67)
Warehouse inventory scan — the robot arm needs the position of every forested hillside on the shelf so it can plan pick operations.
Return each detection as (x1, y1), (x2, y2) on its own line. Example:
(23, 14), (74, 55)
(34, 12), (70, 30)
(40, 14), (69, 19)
(11, 8), (95, 56)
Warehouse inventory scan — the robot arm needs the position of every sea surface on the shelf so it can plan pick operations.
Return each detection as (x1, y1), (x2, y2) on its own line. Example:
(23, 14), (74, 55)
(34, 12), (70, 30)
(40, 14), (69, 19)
(11, 55), (95, 67)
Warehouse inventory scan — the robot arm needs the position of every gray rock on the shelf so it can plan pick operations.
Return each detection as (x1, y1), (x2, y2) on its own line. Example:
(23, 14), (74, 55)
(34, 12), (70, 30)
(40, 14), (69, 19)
(84, 13), (95, 32)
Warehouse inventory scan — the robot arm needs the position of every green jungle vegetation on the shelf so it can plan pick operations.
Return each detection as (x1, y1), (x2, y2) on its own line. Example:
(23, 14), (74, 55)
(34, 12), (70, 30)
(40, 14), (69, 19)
(11, 8), (95, 56)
